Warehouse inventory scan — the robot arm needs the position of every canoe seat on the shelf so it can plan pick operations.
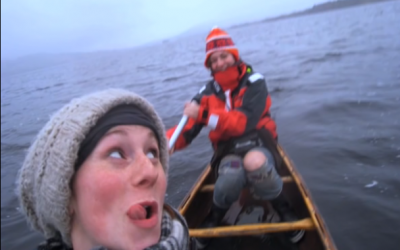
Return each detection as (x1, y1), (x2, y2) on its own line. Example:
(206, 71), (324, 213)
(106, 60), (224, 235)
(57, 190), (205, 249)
(200, 176), (293, 192)
(188, 218), (314, 238)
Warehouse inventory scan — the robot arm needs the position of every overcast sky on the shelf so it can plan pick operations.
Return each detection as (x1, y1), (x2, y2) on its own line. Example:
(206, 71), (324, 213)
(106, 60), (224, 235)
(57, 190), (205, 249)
(1, 0), (320, 60)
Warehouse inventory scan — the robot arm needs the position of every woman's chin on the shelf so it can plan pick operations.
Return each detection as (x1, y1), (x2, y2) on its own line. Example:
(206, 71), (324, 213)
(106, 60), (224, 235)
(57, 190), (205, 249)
(124, 219), (163, 249)
(101, 233), (160, 250)
(128, 233), (161, 250)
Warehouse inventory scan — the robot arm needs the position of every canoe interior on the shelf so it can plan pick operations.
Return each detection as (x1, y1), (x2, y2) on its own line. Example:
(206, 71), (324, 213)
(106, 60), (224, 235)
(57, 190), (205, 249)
(178, 146), (337, 250)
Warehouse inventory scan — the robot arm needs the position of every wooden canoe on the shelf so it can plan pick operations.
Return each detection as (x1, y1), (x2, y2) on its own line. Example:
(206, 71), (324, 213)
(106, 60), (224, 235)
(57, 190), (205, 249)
(177, 145), (337, 250)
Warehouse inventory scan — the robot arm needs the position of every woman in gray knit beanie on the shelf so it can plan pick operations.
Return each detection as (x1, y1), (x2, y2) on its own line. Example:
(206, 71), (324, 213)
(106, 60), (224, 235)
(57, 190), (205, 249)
(16, 89), (195, 250)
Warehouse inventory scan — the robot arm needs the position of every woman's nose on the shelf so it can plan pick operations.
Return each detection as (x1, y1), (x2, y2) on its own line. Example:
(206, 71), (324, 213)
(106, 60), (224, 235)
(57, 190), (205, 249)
(215, 58), (225, 69)
(129, 152), (158, 188)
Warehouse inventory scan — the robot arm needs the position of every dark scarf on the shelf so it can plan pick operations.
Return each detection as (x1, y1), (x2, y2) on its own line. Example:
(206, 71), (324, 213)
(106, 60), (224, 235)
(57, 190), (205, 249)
(36, 205), (194, 250)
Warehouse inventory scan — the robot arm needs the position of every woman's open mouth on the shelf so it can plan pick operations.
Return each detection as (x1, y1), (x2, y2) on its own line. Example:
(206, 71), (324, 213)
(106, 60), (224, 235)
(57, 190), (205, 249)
(127, 201), (158, 229)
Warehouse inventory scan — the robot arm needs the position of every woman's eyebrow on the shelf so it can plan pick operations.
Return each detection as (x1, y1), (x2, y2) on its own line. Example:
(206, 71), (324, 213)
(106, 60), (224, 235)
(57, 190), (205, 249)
(104, 128), (128, 138)
(146, 131), (159, 144)
(147, 130), (156, 139)
(102, 127), (158, 144)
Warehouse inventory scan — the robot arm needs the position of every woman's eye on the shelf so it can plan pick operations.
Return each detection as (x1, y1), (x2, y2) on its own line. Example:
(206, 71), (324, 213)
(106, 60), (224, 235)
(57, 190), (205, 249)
(146, 152), (155, 159)
(109, 150), (123, 159)
(146, 149), (159, 159)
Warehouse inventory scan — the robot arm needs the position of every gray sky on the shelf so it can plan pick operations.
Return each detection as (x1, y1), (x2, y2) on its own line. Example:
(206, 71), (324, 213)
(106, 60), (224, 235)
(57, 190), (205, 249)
(1, 0), (320, 60)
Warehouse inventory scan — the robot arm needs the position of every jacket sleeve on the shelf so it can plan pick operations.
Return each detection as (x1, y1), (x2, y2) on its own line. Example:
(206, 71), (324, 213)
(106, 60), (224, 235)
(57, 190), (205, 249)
(166, 119), (203, 151)
(196, 73), (269, 138)
(165, 89), (207, 151)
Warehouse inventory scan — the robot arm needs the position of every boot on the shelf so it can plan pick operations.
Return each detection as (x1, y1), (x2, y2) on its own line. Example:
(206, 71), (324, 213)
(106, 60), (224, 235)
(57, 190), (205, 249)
(270, 194), (305, 243)
(195, 203), (228, 249)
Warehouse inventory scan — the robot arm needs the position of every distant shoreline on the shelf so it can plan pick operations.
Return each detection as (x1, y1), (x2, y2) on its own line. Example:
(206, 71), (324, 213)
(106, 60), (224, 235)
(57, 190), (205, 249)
(231, 0), (396, 28)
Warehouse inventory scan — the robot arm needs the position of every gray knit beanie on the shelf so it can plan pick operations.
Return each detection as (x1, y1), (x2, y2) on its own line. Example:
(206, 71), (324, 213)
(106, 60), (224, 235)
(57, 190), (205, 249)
(15, 88), (169, 246)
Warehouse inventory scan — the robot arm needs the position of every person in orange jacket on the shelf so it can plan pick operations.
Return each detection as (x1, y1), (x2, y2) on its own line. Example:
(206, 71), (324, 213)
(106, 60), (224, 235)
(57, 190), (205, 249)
(167, 26), (304, 248)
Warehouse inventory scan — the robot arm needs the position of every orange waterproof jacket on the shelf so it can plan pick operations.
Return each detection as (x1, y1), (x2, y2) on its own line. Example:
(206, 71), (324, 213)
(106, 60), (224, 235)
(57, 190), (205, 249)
(166, 64), (277, 151)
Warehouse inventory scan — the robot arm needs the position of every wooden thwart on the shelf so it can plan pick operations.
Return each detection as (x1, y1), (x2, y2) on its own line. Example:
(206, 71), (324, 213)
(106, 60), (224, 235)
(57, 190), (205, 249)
(200, 176), (293, 192)
(189, 218), (314, 238)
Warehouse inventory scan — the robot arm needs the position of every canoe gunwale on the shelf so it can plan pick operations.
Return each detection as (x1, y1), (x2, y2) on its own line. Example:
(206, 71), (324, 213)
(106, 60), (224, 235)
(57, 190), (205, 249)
(179, 165), (211, 215)
(277, 145), (337, 250)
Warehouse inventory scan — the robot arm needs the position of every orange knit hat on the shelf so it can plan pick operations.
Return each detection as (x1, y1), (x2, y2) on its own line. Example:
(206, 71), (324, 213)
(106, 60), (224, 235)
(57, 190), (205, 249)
(204, 26), (239, 68)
